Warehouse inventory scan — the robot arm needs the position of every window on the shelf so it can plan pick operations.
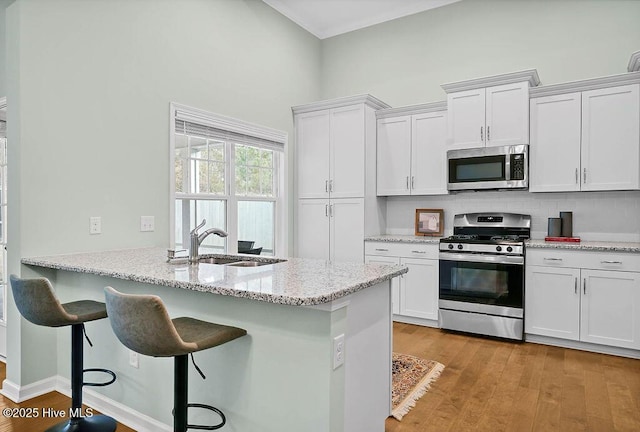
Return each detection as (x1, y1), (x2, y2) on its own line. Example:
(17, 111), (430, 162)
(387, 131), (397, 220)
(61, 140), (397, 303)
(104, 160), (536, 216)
(170, 104), (287, 257)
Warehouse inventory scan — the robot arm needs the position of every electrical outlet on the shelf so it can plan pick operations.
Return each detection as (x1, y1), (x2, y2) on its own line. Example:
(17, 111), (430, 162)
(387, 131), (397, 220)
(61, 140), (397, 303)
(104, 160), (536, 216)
(333, 334), (345, 370)
(129, 350), (139, 368)
(89, 217), (101, 235)
(140, 216), (155, 232)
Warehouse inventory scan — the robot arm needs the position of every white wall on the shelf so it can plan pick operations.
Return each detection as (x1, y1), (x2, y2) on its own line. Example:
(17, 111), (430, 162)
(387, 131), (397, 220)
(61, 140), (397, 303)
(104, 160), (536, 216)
(320, 0), (640, 239)
(6, 0), (320, 385)
(0, 0), (16, 97)
(385, 191), (640, 242)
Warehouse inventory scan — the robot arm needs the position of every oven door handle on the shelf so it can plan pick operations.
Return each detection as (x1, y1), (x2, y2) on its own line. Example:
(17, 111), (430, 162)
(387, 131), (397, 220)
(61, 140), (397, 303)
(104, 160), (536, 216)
(439, 253), (524, 265)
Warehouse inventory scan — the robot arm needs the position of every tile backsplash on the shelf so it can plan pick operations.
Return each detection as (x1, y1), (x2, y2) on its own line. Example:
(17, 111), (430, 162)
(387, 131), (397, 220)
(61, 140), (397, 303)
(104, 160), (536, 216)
(384, 190), (640, 242)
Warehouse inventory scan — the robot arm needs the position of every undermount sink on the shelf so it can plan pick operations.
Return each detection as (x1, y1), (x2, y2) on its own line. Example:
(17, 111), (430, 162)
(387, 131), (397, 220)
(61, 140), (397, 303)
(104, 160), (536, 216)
(197, 257), (240, 265)
(196, 256), (286, 267)
(226, 261), (270, 267)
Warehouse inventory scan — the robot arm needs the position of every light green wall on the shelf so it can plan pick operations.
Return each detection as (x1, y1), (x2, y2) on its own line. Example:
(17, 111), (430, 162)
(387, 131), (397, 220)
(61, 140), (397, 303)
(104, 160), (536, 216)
(6, 0), (320, 385)
(0, 0), (17, 97)
(320, 0), (640, 106)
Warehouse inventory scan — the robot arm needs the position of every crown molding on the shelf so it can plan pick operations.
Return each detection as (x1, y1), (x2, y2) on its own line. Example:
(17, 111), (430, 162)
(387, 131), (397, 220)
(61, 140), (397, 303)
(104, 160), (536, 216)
(292, 94), (390, 114)
(376, 101), (447, 119)
(530, 72), (640, 98)
(629, 51), (640, 72)
(441, 69), (541, 93)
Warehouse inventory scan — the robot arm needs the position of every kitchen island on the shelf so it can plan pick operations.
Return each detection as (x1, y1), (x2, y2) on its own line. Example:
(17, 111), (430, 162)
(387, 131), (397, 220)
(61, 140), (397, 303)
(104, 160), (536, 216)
(9, 248), (406, 432)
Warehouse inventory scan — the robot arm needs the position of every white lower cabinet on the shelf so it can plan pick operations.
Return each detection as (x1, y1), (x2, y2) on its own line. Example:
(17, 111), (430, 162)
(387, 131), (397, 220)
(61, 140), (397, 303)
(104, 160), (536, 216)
(365, 241), (439, 326)
(297, 198), (364, 262)
(525, 249), (640, 351)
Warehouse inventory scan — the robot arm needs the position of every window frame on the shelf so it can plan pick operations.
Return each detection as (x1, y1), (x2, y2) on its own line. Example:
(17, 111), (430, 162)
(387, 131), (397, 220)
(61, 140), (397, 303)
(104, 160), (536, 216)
(169, 102), (288, 256)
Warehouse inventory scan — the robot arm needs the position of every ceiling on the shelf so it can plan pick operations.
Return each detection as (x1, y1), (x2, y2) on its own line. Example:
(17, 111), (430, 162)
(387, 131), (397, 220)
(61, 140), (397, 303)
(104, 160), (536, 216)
(262, 0), (462, 39)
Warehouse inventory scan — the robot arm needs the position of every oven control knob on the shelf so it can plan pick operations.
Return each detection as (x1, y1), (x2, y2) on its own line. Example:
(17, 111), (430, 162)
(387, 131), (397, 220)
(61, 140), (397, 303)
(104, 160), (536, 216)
(496, 246), (502, 252)
(448, 244), (454, 250)
(457, 244), (463, 250)
(507, 246), (513, 253)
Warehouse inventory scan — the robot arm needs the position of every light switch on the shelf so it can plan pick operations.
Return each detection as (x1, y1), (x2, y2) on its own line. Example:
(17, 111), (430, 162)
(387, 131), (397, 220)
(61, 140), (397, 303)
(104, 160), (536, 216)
(140, 216), (155, 232)
(89, 217), (101, 235)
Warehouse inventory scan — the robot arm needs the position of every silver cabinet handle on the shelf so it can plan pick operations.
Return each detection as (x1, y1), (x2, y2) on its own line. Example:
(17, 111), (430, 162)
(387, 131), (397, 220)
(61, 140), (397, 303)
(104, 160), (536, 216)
(329, 204), (334, 218)
(325, 204), (329, 217)
(574, 277), (578, 294)
(325, 180), (329, 193)
(411, 176), (415, 189)
(406, 176), (409, 190)
(487, 126), (490, 141)
(543, 257), (563, 261)
(575, 168), (578, 184)
(329, 179), (333, 193)
(480, 126), (484, 142)
(375, 248), (389, 252)
(411, 250), (427, 254)
(583, 278), (586, 294)
(583, 168), (587, 183)
(601, 260), (623, 264)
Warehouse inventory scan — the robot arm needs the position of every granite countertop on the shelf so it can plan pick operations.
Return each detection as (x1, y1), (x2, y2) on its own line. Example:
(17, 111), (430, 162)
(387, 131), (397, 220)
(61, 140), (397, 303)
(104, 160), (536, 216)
(526, 239), (640, 253)
(365, 235), (442, 244)
(22, 248), (408, 306)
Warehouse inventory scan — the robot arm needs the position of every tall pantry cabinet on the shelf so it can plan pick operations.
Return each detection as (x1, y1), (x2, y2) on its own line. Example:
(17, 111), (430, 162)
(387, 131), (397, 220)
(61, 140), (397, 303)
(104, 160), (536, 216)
(293, 95), (389, 262)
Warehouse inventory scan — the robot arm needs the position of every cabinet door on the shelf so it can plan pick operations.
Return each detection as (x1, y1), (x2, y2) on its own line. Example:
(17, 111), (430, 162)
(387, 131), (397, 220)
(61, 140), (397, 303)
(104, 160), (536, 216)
(296, 110), (330, 199)
(376, 116), (412, 196)
(399, 257), (438, 321)
(581, 84), (640, 191)
(529, 93), (582, 192)
(366, 255), (401, 315)
(485, 82), (530, 147)
(330, 105), (365, 198)
(296, 199), (330, 260)
(581, 269), (640, 349)
(525, 265), (580, 340)
(446, 88), (485, 150)
(411, 111), (448, 195)
(330, 198), (365, 263)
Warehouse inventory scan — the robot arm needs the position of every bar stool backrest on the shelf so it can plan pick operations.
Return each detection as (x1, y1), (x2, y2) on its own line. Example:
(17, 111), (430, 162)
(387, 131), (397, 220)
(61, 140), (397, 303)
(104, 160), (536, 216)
(104, 286), (198, 357)
(10, 275), (76, 327)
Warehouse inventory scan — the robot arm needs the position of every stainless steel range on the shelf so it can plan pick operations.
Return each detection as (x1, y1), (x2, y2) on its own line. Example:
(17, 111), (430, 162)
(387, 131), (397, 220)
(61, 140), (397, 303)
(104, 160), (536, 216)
(438, 212), (531, 340)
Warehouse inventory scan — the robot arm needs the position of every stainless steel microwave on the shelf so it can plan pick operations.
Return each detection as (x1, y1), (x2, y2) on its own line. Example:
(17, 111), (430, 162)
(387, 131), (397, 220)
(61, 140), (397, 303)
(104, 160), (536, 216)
(447, 145), (528, 191)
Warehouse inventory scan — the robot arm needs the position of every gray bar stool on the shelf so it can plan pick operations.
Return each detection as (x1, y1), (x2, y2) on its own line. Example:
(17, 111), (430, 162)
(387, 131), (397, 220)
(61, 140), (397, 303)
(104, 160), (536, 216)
(103, 287), (247, 432)
(9, 275), (117, 432)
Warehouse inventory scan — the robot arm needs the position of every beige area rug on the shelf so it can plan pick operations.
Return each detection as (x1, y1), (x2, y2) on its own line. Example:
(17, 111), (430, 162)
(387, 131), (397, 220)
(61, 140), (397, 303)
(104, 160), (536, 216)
(391, 352), (445, 421)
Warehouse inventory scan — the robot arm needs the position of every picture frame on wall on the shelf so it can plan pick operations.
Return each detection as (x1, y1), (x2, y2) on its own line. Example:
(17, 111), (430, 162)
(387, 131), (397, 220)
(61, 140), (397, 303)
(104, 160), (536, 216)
(415, 209), (444, 236)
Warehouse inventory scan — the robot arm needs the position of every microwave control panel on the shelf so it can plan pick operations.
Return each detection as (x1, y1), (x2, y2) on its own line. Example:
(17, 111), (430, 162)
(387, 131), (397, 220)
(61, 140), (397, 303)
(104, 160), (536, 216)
(510, 154), (525, 180)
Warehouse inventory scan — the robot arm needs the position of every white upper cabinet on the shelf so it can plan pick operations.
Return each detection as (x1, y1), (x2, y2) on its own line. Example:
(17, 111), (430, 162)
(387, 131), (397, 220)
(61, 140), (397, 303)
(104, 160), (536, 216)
(581, 84), (640, 191)
(530, 92), (582, 192)
(442, 70), (539, 150)
(446, 88), (485, 149)
(376, 102), (448, 196)
(411, 111), (448, 195)
(330, 105), (366, 198)
(296, 110), (331, 199)
(530, 76), (640, 192)
(376, 115), (412, 195)
(295, 103), (368, 200)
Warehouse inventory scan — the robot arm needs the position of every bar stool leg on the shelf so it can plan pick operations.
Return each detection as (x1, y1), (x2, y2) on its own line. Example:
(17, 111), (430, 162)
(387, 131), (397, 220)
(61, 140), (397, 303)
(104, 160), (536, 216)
(175, 355), (189, 432)
(45, 324), (117, 432)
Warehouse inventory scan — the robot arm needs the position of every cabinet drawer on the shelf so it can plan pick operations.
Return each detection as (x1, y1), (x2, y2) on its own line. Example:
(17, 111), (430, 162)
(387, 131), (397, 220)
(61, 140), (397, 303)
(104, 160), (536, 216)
(365, 241), (439, 259)
(527, 249), (640, 272)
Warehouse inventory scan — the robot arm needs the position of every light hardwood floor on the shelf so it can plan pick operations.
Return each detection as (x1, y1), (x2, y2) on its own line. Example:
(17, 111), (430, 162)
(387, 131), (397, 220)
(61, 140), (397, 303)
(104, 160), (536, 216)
(0, 361), (135, 432)
(386, 323), (640, 432)
(1, 324), (639, 432)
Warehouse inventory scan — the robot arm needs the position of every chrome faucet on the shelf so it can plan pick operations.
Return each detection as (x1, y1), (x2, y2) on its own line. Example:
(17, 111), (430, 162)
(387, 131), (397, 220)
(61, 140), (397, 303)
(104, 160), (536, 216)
(189, 219), (228, 263)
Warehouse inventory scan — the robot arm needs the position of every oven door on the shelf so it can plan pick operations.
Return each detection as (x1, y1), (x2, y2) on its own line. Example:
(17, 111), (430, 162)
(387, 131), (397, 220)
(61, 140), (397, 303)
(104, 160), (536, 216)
(439, 252), (524, 317)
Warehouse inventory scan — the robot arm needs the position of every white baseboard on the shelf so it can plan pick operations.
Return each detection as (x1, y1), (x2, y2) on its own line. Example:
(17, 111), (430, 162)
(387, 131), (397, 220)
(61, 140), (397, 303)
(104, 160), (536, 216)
(1, 376), (57, 402)
(393, 315), (439, 328)
(525, 334), (640, 359)
(2, 376), (171, 432)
